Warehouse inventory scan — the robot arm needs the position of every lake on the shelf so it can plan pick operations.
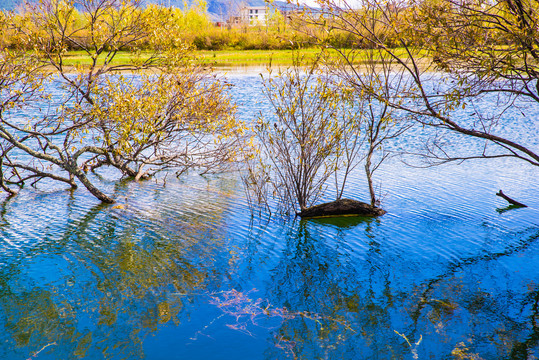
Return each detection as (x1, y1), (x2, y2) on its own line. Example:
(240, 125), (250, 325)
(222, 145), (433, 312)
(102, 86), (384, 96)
(0, 72), (538, 359)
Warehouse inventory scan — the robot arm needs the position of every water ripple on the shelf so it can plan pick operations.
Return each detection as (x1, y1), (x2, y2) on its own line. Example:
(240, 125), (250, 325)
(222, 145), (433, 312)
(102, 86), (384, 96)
(0, 73), (537, 360)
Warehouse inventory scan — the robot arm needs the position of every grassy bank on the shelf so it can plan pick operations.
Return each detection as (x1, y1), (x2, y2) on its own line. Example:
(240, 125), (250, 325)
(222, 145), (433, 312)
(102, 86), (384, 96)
(60, 49), (323, 68)
(59, 48), (428, 69)
(197, 49), (322, 67)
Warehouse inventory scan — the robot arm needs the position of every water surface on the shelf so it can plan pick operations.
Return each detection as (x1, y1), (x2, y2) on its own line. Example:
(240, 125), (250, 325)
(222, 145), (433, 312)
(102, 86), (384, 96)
(0, 73), (538, 360)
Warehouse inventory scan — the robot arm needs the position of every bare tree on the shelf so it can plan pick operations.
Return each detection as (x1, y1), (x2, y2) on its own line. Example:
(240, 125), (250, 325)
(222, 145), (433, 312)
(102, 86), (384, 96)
(245, 55), (396, 214)
(324, 47), (411, 206)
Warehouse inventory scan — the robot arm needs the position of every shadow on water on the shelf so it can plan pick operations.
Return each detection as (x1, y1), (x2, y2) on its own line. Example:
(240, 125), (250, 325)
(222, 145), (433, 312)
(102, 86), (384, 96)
(255, 218), (396, 359)
(301, 214), (378, 229)
(496, 204), (527, 214)
(403, 227), (539, 360)
(0, 184), (538, 359)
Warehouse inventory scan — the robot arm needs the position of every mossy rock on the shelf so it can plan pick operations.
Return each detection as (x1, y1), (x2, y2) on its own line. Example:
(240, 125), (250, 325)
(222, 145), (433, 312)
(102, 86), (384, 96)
(297, 199), (386, 218)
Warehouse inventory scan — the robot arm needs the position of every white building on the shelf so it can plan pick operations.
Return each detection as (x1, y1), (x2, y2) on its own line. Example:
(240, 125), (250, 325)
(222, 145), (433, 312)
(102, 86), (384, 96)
(239, 4), (268, 25)
(234, 0), (314, 27)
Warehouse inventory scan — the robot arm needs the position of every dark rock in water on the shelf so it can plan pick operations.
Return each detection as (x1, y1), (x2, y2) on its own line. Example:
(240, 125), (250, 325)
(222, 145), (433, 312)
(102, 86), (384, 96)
(297, 199), (386, 218)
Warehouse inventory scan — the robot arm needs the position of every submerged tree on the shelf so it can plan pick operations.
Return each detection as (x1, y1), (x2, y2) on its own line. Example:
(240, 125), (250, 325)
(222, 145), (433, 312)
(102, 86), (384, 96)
(245, 59), (391, 215)
(0, 0), (243, 202)
(247, 64), (347, 213)
(323, 46), (411, 207)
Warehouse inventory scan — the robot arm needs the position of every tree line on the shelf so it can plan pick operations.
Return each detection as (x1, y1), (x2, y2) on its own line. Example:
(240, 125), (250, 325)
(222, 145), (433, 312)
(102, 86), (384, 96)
(0, 0), (312, 51)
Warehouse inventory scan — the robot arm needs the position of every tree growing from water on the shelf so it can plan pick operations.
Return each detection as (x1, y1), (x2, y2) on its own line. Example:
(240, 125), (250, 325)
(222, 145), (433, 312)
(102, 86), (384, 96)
(323, 46), (411, 207)
(0, 0), (243, 202)
(245, 59), (394, 214)
(246, 63), (349, 213)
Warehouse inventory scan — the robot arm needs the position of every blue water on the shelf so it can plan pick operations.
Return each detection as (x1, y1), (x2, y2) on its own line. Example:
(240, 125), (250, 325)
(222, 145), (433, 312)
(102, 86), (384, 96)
(0, 72), (538, 359)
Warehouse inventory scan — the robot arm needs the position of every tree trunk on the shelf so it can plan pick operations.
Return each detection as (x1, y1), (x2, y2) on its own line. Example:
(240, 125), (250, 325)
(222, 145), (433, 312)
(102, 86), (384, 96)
(365, 151), (376, 207)
(297, 199), (386, 218)
(76, 172), (115, 203)
(496, 190), (527, 207)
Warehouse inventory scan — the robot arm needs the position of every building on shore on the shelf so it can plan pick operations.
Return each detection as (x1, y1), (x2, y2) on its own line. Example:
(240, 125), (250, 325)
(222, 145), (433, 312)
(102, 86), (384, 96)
(239, 0), (268, 25)
(233, 0), (313, 27)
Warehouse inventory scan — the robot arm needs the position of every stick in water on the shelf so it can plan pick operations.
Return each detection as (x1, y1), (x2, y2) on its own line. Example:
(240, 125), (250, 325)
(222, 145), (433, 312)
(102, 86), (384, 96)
(496, 190), (527, 207)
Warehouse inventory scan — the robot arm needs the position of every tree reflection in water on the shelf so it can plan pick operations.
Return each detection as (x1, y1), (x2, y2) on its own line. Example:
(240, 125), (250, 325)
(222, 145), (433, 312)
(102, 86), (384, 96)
(0, 174), (238, 359)
(225, 216), (539, 359)
(0, 171), (537, 359)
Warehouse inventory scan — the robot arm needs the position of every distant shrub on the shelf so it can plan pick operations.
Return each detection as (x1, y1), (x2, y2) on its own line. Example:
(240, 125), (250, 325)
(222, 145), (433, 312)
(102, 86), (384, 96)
(191, 27), (310, 51)
(2, 2), (321, 51)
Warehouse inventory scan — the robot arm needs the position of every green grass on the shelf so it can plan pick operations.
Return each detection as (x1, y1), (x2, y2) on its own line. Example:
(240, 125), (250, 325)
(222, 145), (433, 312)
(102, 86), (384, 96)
(196, 49), (323, 67)
(59, 48), (429, 68)
(59, 49), (323, 67)
(60, 50), (153, 66)
(197, 48), (429, 67)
